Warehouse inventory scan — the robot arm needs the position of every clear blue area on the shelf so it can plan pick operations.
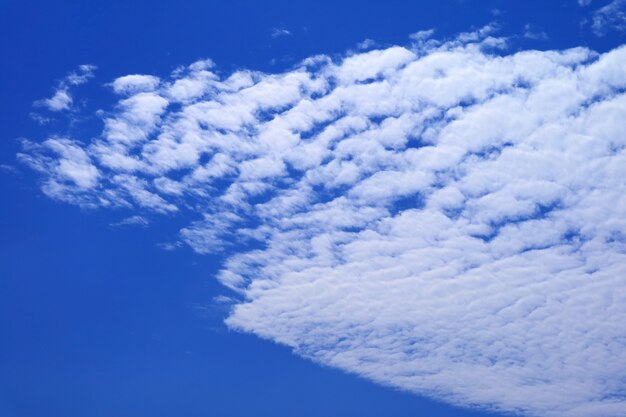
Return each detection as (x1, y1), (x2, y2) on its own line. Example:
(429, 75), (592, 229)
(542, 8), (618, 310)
(0, 1), (623, 416)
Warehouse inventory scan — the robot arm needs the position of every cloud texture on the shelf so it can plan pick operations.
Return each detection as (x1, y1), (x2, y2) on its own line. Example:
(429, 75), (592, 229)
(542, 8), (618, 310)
(590, 0), (626, 36)
(34, 64), (96, 112)
(19, 29), (626, 417)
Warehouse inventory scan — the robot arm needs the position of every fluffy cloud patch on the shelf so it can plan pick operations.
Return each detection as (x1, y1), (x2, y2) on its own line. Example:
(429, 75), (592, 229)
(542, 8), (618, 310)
(20, 29), (626, 417)
(111, 74), (161, 94)
(34, 64), (96, 112)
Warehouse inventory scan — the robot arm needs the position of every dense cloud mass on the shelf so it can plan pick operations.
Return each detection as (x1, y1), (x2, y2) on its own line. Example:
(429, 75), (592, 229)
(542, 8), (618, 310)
(20, 28), (626, 417)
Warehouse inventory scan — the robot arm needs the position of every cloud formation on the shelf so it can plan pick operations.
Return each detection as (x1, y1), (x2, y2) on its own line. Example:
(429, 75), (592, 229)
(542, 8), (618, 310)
(109, 215), (151, 227)
(590, 0), (626, 36)
(271, 27), (292, 38)
(523, 24), (548, 41)
(19, 28), (626, 417)
(34, 64), (96, 111)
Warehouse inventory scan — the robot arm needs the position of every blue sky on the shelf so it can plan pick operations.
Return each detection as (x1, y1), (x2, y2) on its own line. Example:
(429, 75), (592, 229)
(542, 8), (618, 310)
(2, 1), (626, 417)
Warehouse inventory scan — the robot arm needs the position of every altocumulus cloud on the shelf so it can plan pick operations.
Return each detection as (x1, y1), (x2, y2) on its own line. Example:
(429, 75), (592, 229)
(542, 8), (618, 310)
(19, 28), (626, 417)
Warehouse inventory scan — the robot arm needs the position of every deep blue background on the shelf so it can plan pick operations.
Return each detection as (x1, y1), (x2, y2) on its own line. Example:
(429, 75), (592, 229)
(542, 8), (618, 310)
(1, 1), (623, 416)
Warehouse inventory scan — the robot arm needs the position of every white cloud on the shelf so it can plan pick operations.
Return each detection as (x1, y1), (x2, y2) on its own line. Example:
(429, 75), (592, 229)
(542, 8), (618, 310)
(356, 38), (376, 50)
(110, 215), (151, 227)
(409, 28), (435, 43)
(271, 28), (291, 38)
(590, 0), (626, 36)
(112, 74), (160, 94)
(29, 112), (52, 125)
(39, 89), (73, 111)
(66, 64), (97, 85)
(19, 28), (626, 417)
(523, 24), (548, 40)
(18, 138), (100, 205)
(0, 164), (19, 175)
(34, 64), (96, 111)
(331, 46), (416, 84)
(157, 241), (184, 251)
